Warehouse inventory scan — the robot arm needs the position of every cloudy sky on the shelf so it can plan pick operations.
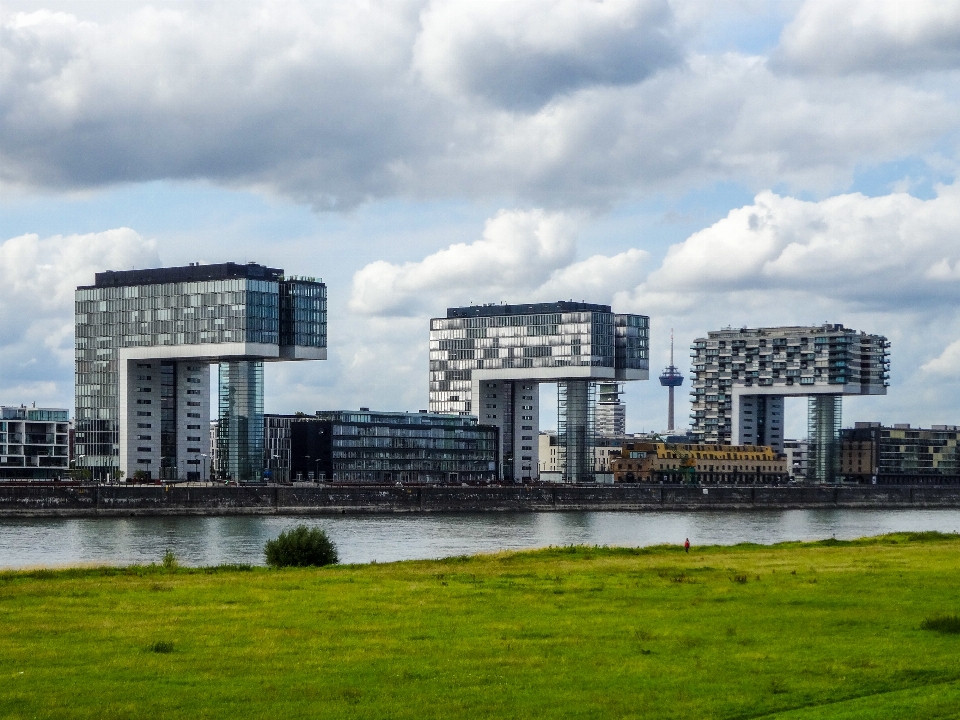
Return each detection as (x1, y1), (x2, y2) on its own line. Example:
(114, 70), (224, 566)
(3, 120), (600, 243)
(3, 0), (960, 438)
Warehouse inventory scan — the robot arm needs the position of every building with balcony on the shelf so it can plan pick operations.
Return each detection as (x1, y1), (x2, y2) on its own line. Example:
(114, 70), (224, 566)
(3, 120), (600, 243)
(689, 324), (889, 482)
(429, 301), (649, 483)
(0, 406), (71, 480)
(841, 422), (960, 484)
(264, 410), (498, 484)
(75, 262), (326, 482)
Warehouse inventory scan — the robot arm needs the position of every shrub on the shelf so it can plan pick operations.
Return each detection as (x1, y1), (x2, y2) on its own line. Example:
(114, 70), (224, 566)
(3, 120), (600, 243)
(920, 614), (960, 634)
(162, 550), (179, 570)
(147, 640), (174, 653)
(265, 525), (339, 568)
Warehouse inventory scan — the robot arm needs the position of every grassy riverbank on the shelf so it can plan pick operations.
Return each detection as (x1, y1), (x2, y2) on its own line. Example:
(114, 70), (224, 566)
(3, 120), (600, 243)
(3, 534), (960, 719)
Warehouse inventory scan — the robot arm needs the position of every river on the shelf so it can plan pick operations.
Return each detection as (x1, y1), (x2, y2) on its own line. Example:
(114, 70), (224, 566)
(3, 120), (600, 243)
(2, 508), (959, 569)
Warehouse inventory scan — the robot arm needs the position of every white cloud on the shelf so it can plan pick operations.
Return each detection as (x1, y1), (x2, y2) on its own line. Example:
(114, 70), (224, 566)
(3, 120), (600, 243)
(413, 0), (682, 109)
(921, 338), (960, 377)
(779, 0), (960, 74)
(0, 228), (159, 406)
(0, 2), (956, 208)
(634, 183), (960, 312)
(350, 209), (581, 315)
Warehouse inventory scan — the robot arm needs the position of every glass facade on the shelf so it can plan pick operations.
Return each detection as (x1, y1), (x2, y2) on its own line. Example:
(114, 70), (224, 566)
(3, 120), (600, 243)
(75, 263), (326, 479)
(218, 361), (264, 482)
(271, 411), (498, 484)
(429, 303), (649, 414)
(280, 280), (327, 348)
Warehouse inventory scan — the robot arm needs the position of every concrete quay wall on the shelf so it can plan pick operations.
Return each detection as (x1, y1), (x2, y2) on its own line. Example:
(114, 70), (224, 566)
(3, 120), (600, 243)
(1, 483), (960, 517)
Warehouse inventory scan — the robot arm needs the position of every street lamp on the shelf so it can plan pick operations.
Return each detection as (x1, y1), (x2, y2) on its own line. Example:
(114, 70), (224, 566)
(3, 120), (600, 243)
(201, 454), (208, 485)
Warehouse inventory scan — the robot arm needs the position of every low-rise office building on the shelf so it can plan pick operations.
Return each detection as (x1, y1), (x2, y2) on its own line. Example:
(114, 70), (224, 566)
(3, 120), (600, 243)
(0, 406), (71, 480)
(265, 410), (498, 484)
(841, 423), (960, 484)
(611, 442), (787, 484)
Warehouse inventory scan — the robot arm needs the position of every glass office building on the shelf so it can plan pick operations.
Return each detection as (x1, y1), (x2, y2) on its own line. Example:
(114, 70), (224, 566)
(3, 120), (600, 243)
(75, 262), (326, 482)
(428, 302), (649, 482)
(265, 410), (498, 484)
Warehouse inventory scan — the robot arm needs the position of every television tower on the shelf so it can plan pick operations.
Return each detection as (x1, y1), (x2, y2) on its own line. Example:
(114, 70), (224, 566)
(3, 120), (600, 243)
(658, 329), (684, 432)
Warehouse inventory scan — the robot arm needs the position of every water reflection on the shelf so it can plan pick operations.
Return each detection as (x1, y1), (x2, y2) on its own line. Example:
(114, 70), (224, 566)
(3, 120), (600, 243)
(1, 508), (959, 569)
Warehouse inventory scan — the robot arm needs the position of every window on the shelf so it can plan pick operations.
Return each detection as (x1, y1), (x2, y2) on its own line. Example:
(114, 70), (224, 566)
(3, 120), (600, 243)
(187, 424), (200, 430)
(137, 459), (152, 464)
(187, 377), (202, 384)
(136, 399), (151, 405)
(137, 411), (152, 417)
(138, 435), (152, 440)
(187, 401), (201, 407)
(137, 446), (151, 452)
(187, 389), (200, 395)
(137, 423), (152, 428)
(188, 448), (201, 453)
(136, 375), (152, 381)
(187, 413), (201, 418)
(187, 459), (200, 465)
(137, 363), (152, 369)
(187, 436), (201, 441)
(522, 425), (532, 430)
(137, 387), (151, 393)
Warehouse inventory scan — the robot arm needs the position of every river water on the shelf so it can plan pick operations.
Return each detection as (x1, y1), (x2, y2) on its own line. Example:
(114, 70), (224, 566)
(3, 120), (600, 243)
(2, 509), (959, 569)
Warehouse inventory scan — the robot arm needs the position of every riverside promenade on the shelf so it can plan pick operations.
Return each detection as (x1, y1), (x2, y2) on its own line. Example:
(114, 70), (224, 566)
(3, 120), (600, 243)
(2, 483), (960, 517)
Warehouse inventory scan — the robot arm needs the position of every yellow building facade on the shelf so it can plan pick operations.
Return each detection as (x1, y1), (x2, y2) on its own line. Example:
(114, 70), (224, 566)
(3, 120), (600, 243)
(611, 442), (788, 484)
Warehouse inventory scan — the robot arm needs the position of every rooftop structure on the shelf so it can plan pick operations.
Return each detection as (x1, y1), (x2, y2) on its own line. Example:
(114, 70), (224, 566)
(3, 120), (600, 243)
(75, 262), (326, 482)
(264, 410), (498, 484)
(690, 323), (889, 482)
(429, 301), (649, 483)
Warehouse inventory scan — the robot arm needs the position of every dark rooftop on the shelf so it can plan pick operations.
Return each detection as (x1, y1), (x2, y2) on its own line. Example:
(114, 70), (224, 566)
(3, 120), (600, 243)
(85, 262), (284, 289)
(446, 301), (611, 319)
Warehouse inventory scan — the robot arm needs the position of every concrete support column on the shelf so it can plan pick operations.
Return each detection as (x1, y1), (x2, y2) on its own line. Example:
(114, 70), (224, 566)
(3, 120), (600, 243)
(218, 360), (264, 483)
(808, 394), (841, 484)
(559, 380), (596, 483)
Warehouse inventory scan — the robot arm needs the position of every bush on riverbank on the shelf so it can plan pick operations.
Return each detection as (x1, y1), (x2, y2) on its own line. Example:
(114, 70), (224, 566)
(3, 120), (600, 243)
(264, 524), (338, 567)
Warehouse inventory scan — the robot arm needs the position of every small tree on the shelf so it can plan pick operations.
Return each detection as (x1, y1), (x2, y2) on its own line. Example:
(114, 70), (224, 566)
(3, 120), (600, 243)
(265, 525), (338, 568)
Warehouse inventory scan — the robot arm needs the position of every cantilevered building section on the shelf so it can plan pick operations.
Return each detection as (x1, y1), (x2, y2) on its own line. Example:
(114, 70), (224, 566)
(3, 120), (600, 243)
(689, 324), (889, 482)
(75, 262), (326, 482)
(429, 302), (649, 482)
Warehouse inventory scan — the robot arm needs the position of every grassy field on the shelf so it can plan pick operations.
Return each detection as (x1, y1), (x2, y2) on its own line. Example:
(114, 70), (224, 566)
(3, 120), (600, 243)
(3, 533), (960, 719)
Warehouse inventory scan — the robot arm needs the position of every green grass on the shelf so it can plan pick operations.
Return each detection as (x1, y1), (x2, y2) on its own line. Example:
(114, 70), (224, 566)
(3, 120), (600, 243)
(3, 533), (960, 719)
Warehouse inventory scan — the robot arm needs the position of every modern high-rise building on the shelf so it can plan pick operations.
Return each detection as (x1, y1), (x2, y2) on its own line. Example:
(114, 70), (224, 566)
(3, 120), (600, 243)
(689, 323), (889, 482)
(74, 262), (326, 482)
(429, 301), (649, 482)
(595, 382), (626, 437)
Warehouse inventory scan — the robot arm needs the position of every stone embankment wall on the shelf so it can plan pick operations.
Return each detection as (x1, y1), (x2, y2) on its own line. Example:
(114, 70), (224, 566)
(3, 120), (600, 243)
(1, 483), (960, 517)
